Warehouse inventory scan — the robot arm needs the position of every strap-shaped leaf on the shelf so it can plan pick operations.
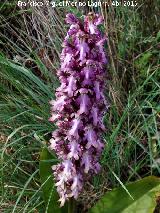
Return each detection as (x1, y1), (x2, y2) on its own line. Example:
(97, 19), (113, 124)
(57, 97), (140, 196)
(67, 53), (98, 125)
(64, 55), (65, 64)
(90, 176), (160, 213)
(39, 148), (67, 213)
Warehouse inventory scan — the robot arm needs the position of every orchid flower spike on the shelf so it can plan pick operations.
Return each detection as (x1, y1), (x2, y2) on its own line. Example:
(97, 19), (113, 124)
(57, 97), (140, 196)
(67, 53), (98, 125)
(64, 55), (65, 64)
(49, 13), (108, 206)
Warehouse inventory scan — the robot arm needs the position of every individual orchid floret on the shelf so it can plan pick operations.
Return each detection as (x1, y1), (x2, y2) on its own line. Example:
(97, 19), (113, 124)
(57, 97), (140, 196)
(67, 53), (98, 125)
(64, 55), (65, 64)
(61, 53), (73, 69)
(81, 66), (95, 86)
(69, 118), (83, 139)
(77, 93), (91, 115)
(65, 75), (77, 97)
(84, 126), (98, 149)
(49, 13), (108, 207)
(85, 13), (103, 35)
(65, 13), (79, 24)
(70, 174), (83, 198)
(76, 32), (90, 61)
(67, 140), (81, 160)
(50, 95), (67, 112)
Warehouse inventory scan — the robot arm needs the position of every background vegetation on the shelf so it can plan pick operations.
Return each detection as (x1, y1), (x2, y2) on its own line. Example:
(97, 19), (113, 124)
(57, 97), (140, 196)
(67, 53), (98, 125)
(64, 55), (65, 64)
(0, 0), (160, 212)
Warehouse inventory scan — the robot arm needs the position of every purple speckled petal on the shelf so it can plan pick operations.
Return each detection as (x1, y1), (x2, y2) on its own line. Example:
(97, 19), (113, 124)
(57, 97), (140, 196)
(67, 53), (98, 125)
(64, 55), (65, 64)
(88, 22), (96, 34)
(49, 138), (57, 150)
(69, 118), (83, 139)
(84, 127), (98, 149)
(65, 75), (77, 97)
(77, 40), (90, 61)
(94, 14), (103, 25)
(62, 160), (73, 176)
(96, 38), (107, 63)
(68, 24), (79, 36)
(84, 13), (103, 35)
(77, 94), (91, 115)
(51, 95), (67, 112)
(61, 53), (72, 69)
(81, 66), (95, 86)
(70, 173), (83, 199)
(67, 140), (81, 160)
(66, 13), (79, 24)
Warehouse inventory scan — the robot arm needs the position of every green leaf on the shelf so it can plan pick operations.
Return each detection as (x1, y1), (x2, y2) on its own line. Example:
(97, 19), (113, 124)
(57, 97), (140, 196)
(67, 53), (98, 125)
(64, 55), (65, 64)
(0, 55), (53, 98)
(156, 31), (160, 41)
(39, 148), (67, 213)
(90, 176), (160, 213)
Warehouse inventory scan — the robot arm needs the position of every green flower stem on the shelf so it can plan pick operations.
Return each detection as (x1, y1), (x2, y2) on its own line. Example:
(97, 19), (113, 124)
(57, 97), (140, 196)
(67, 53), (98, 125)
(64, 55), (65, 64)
(68, 198), (76, 213)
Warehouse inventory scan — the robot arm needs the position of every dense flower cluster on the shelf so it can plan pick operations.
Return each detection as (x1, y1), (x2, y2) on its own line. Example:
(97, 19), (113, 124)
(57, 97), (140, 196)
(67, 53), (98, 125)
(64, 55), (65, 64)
(49, 13), (107, 206)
